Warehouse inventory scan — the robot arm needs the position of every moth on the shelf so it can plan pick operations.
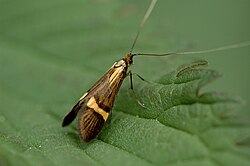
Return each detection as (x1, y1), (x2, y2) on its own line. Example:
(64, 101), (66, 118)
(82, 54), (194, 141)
(62, 0), (250, 142)
(62, 0), (158, 142)
(62, 53), (133, 141)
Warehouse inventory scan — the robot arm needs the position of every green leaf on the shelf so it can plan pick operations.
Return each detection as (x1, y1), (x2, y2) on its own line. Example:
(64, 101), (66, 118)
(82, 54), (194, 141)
(1, 0), (250, 166)
(110, 60), (250, 165)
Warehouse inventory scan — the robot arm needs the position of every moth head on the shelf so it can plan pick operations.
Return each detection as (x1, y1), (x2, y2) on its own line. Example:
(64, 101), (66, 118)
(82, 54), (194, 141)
(123, 53), (133, 66)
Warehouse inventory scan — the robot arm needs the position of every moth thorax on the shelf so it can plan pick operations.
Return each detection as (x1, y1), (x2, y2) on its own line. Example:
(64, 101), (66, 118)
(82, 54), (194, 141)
(114, 59), (127, 68)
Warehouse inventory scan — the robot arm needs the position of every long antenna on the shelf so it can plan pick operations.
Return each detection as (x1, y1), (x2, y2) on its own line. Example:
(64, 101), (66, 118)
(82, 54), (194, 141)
(130, 0), (158, 54)
(132, 41), (250, 57)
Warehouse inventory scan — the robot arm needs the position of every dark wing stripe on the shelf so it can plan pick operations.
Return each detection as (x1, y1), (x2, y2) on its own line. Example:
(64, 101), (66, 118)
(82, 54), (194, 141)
(98, 103), (111, 113)
(62, 100), (84, 127)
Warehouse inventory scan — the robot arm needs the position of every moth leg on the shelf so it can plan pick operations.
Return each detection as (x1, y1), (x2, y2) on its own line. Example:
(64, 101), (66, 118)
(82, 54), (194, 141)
(126, 71), (147, 108)
(133, 73), (152, 85)
(131, 71), (151, 83)
(130, 71), (135, 89)
(126, 70), (134, 89)
(127, 71), (150, 89)
(133, 73), (146, 82)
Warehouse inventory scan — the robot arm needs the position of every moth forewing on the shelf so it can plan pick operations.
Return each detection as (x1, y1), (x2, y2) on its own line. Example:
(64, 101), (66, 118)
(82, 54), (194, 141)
(62, 57), (130, 141)
(78, 106), (106, 141)
(62, 98), (86, 127)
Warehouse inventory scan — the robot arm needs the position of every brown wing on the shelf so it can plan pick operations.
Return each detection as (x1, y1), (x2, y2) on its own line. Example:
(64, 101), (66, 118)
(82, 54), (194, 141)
(62, 99), (85, 127)
(62, 61), (127, 141)
(77, 107), (105, 142)
(89, 63), (127, 110)
(78, 62), (127, 113)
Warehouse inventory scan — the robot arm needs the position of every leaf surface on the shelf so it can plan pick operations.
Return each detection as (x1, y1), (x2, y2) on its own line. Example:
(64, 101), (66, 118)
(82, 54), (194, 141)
(1, 0), (250, 166)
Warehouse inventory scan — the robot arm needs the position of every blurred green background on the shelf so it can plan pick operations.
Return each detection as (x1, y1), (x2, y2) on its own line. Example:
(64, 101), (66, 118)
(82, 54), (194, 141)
(1, 0), (249, 114)
(0, 0), (250, 165)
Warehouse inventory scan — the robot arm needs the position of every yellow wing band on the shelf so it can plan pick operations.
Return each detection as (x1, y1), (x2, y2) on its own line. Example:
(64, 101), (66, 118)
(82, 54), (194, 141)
(87, 97), (109, 121)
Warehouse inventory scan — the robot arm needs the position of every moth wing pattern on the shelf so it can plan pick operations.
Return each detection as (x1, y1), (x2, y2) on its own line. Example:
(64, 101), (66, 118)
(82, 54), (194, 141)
(62, 99), (86, 127)
(62, 58), (127, 141)
(76, 65), (126, 141)
(62, 68), (111, 128)
(78, 107), (105, 141)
